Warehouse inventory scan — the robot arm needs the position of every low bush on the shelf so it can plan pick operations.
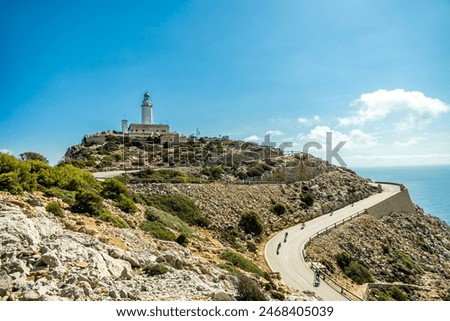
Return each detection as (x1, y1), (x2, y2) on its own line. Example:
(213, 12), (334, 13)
(97, 209), (128, 228)
(115, 194), (138, 213)
(370, 286), (409, 301)
(389, 286), (408, 301)
(270, 203), (287, 215)
(101, 178), (130, 200)
(139, 221), (176, 241)
(220, 250), (265, 277)
(388, 251), (422, 276)
(144, 207), (194, 237)
(138, 194), (209, 227)
(45, 201), (64, 217)
(335, 252), (374, 284)
(236, 274), (267, 301)
(200, 166), (225, 180)
(239, 210), (264, 236)
(72, 189), (103, 216)
(44, 187), (76, 205)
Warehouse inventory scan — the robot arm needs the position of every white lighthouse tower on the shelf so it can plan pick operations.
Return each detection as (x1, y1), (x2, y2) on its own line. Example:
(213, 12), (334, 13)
(141, 92), (153, 124)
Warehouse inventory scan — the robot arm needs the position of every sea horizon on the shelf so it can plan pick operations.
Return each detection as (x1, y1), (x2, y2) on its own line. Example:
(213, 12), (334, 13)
(353, 164), (450, 225)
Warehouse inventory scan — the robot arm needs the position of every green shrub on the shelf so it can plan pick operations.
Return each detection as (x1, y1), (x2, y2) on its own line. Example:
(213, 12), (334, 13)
(101, 178), (130, 199)
(139, 221), (176, 241)
(37, 164), (101, 192)
(335, 252), (352, 270)
(0, 171), (24, 194)
(44, 187), (76, 205)
(134, 168), (188, 183)
(220, 250), (265, 277)
(236, 274), (267, 301)
(138, 194), (209, 227)
(144, 207), (194, 237)
(370, 287), (409, 301)
(344, 261), (374, 284)
(370, 288), (391, 301)
(45, 201), (64, 217)
(0, 153), (37, 194)
(143, 263), (169, 276)
(239, 210), (264, 236)
(335, 252), (374, 284)
(72, 189), (104, 216)
(115, 194), (138, 213)
(389, 286), (408, 301)
(388, 251), (422, 275)
(270, 203), (287, 215)
(97, 209), (128, 228)
(201, 166), (225, 180)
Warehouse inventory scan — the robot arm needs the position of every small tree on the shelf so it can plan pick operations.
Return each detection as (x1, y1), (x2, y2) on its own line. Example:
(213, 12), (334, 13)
(239, 210), (264, 236)
(72, 189), (103, 216)
(19, 152), (49, 164)
(270, 203), (287, 215)
(101, 178), (130, 200)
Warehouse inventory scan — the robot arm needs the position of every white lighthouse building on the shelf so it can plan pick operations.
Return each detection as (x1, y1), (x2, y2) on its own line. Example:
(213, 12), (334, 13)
(141, 91), (153, 124)
(122, 92), (170, 136)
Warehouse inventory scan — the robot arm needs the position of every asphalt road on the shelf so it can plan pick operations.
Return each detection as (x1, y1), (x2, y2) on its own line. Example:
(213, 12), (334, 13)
(264, 184), (400, 301)
(92, 170), (139, 180)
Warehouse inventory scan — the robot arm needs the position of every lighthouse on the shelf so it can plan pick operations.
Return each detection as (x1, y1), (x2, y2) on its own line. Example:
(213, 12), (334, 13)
(141, 92), (152, 124)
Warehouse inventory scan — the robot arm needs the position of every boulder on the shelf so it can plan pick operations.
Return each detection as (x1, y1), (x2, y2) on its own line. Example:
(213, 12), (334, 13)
(0, 273), (13, 297)
(211, 291), (234, 301)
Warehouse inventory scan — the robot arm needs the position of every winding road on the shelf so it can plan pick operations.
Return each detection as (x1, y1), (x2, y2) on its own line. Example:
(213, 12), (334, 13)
(264, 184), (400, 301)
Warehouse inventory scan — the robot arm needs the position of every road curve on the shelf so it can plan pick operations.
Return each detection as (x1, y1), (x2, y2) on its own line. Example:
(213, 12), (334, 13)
(264, 184), (400, 301)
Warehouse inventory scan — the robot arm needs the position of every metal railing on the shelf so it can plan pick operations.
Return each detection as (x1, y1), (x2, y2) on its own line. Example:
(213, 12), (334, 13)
(302, 209), (368, 301)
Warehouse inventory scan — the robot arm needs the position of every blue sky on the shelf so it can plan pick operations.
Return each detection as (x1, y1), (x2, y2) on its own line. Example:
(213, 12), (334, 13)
(1, 0), (449, 167)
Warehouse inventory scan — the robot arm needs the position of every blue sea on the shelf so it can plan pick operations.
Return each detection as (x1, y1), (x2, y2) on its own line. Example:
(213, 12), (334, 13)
(354, 165), (450, 224)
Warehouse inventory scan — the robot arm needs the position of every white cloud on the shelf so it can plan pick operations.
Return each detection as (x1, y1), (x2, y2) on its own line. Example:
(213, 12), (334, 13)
(298, 117), (308, 124)
(303, 125), (377, 150)
(244, 135), (262, 142)
(338, 89), (449, 130)
(265, 130), (283, 136)
(394, 137), (425, 147)
(298, 115), (321, 126)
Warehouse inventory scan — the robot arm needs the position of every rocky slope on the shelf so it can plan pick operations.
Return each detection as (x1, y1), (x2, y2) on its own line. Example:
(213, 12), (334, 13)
(129, 168), (376, 234)
(0, 192), (312, 301)
(305, 207), (450, 300)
